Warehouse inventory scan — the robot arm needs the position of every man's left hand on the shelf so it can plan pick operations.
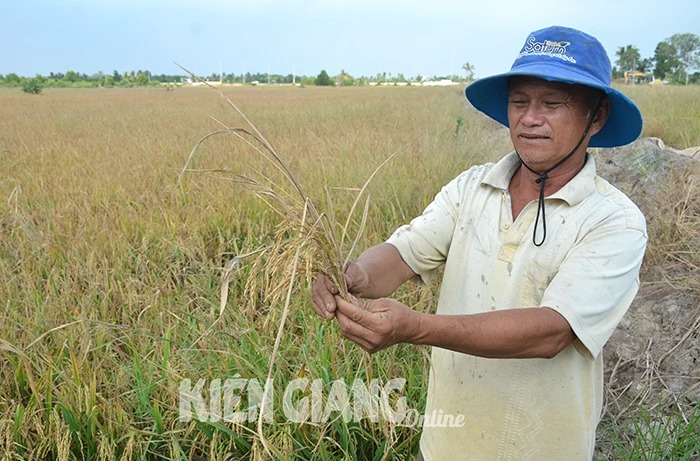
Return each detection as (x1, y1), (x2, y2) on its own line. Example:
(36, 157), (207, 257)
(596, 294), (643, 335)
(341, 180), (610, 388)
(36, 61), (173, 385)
(334, 296), (422, 353)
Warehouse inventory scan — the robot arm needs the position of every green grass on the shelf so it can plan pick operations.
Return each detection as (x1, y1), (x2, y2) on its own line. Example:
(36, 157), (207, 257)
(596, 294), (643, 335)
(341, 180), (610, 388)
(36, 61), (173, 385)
(0, 84), (698, 460)
(597, 405), (700, 460)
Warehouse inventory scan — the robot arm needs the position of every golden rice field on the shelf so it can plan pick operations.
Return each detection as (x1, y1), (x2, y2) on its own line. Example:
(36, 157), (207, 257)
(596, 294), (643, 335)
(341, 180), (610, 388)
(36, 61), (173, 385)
(0, 84), (698, 460)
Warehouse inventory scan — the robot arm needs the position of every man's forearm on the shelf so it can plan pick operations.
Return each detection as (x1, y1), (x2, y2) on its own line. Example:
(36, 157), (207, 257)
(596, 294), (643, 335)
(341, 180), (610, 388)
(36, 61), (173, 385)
(411, 307), (576, 359)
(355, 243), (416, 298)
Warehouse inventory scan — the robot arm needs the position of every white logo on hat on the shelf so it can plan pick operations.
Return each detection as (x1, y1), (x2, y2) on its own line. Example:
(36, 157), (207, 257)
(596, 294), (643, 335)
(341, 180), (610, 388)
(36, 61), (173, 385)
(517, 36), (576, 63)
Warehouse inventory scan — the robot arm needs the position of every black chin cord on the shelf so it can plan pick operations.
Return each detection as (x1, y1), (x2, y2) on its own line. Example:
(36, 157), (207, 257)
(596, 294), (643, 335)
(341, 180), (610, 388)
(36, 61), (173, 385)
(516, 98), (604, 246)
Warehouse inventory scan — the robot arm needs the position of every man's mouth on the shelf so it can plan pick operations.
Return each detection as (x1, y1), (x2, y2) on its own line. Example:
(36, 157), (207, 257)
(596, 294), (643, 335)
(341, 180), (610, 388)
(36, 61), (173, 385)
(519, 133), (550, 140)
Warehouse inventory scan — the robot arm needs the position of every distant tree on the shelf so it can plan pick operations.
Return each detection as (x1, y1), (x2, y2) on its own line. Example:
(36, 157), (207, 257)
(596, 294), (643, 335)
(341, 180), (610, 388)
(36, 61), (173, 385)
(653, 34), (700, 84)
(692, 71), (700, 84)
(462, 62), (475, 82)
(668, 33), (700, 85)
(4, 73), (21, 86)
(135, 71), (150, 86)
(315, 69), (334, 86)
(112, 70), (122, 82)
(637, 57), (654, 73)
(64, 70), (78, 83)
(653, 41), (679, 80)
(336, 69), (354, 86)
(615, 45), (641, 76)
(21, 77), (43, 94)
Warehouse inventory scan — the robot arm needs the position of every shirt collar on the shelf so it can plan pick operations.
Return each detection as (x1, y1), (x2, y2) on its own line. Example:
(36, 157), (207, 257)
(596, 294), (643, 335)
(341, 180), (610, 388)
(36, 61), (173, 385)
(481, 151), (521, 190)
(481, 151), (598, 206)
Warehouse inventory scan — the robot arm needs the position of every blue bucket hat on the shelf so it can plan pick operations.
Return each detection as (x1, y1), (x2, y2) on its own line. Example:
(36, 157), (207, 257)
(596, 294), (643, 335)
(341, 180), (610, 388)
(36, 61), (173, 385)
(465, 25), (643, 148)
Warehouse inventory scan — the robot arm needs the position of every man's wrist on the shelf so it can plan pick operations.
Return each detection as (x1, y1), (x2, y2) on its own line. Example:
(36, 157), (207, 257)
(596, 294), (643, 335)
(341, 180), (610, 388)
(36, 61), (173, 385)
(408, 310), (427, 345)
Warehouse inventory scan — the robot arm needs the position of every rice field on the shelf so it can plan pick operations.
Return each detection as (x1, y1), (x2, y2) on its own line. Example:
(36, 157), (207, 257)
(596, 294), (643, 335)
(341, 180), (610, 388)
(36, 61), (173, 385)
(0, 83), (698, 460)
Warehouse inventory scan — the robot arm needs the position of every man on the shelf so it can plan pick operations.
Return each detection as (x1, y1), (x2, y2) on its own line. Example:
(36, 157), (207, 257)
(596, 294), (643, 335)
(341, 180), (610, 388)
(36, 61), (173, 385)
(312, 26), (647, 460)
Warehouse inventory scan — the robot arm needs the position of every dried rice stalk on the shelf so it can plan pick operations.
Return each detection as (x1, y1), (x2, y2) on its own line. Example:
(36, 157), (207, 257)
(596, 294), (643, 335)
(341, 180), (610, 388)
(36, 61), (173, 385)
(175, 66), (403, 459)
(176, 64), (398, 314)
(176, 64), (401, 461)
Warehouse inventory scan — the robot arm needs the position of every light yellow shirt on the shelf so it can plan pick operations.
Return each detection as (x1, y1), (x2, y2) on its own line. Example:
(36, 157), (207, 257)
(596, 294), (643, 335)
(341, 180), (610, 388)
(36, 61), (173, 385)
(387, 152), (647, 461)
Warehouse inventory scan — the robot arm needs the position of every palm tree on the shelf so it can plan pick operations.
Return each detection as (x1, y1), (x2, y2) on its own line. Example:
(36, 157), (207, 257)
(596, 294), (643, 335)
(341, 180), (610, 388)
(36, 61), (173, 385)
(462, 62), (475, 82)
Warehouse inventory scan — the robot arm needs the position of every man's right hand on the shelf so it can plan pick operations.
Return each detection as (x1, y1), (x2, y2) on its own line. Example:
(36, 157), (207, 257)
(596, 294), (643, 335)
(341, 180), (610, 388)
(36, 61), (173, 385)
(311, 262), (369, 320)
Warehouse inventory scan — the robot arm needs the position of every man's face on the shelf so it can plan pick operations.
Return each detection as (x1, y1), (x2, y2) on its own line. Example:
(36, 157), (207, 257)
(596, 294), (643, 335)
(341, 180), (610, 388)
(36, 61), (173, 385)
(507, 76), (605, 171)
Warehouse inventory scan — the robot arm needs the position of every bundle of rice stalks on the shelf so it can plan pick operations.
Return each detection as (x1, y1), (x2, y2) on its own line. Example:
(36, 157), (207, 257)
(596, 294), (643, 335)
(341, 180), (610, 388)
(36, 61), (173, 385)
(176, 76), (396, 316)
(176, 68), (398, 458)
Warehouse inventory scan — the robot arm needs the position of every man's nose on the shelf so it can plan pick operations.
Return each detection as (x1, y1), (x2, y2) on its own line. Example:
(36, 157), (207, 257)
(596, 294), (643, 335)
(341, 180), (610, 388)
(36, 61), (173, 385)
(521, 103), (545, 126)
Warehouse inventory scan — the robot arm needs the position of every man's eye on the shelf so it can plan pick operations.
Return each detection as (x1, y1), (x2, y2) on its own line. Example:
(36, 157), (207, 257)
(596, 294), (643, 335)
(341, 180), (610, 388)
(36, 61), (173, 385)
(545, 101), (564, 107)
(509, 99), (527, 105)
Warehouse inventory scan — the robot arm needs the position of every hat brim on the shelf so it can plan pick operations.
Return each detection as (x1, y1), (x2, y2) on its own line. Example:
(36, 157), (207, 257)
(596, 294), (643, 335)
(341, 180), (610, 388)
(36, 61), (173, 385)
(464, 63), (643, 148)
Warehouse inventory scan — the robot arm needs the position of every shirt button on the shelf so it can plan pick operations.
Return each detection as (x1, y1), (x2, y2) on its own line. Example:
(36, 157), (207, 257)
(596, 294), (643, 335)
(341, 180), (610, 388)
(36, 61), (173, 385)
(503, 224), (510, 230)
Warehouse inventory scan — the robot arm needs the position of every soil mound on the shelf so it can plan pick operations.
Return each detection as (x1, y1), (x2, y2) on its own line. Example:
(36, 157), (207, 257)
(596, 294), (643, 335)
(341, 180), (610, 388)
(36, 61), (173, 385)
(593, 137), (699, 415)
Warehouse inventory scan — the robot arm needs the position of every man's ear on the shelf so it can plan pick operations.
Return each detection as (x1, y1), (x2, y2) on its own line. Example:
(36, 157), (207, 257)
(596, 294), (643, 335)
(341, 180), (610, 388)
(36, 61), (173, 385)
(590, 98), (611, 136)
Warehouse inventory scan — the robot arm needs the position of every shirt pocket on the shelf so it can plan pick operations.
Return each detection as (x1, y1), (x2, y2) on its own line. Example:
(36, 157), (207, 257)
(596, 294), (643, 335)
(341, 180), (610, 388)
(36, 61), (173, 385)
(519, 259), (557, 307)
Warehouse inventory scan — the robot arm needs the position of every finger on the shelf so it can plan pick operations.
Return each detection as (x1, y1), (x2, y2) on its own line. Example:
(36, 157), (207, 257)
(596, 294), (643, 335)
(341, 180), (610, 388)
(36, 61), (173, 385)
(311, 292), (332, 319)
(335, 296), (371, 326)
(343, 263), (362, 292)
(339, 331), (375, 353)
(312, 275), (337, 319)
(312, 293), (336, 320)
(335, 308), (376, 351)
(322, 278), (339, 316)
(311, 277), (327, 315)
(324, 277), (339, 295)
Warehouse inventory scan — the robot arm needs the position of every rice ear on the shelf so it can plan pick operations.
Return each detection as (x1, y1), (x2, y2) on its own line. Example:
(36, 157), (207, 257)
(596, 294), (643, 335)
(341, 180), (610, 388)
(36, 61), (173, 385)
(176, 66), (347, 306)
(176, 66), (405, 456)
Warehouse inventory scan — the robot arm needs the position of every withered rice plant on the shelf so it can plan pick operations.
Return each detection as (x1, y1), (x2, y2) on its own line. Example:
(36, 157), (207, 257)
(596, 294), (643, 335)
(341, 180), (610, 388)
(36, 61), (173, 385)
(176, 67), (399, 458)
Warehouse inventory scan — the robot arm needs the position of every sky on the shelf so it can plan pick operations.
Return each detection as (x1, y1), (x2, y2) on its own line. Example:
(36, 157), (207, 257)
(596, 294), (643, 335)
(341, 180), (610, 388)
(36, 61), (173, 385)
(2, 0), (699, 80)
